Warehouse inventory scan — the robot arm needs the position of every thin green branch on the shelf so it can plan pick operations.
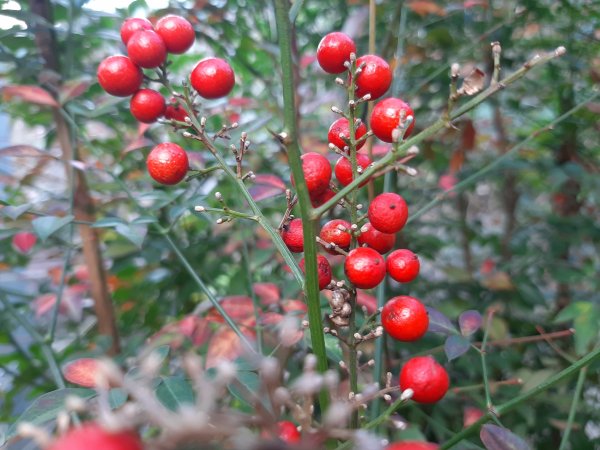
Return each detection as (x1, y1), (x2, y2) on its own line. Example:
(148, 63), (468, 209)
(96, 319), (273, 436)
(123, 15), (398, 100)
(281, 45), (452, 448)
(479, 310), (495, 411)
(558, 366), (587, 450)
(242, 240), (264, 355)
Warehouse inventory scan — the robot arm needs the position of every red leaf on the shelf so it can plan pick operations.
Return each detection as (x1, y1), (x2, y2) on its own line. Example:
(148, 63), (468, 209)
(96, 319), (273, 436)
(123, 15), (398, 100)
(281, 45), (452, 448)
(281, 299), (307, 314)
(60, 79), (91, 103)
(261, 312), (284, 325)
(371, 144), (392, 156)
(438, 172), (457, 195)
(464, 407), (484, 428)
(229, 97), (253, 107)
(12, 231), (37, 254)
(356, 290), (378, 313)
(2, 85), (59, 107)
(253, 282), (280, 305)
(249, 174), (287, 202)
(461, 119), (476, 151)
(206, 296), (255, 323)
(408, 0), (446, 16)
(63, 358), (100, 388)
(205, 327), (255, 369)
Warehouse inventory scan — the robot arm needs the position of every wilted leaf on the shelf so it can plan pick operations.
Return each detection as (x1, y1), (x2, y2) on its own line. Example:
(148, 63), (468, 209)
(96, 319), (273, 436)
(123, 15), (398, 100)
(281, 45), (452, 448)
(408, 0), (446, 16)
(458, 68), (485, 96)
(12, 231), (37, 254)
(32, 215), (74, 241)
(480, 424), (532, 450)
(156, 376), (195, 411)
(253, 282), (280, 305)
(63, 358), (101, 388)
(444, 335), (471, 361)
(461, 119), (476, 151)
(2, 85), (59, 107)
(459, 310), (483, 336)
(426, 307), (458, 335)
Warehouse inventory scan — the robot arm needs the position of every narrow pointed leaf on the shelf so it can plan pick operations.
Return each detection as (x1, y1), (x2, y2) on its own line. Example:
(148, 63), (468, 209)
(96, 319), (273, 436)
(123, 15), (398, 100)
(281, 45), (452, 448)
(480, 424), (532, 450)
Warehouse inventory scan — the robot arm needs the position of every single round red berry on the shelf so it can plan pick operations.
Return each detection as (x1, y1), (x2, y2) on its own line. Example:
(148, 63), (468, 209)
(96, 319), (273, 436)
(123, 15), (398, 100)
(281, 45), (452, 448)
(355, 55), (392, 101)
(371, 97), (415, 143)
(46, 423), (143, 450)
(381, 295), (428, 342)
(164, 103), (189, 122)
(344, 247), (386, 289)
(146, 143), (189, 185)
(276, 421), (301, 443)
(127, 30), (167, 69)
(155, 15), (195, 54)
(400, 356), (449, 404)
(120, 17), (153, 45)
(130, 89), (166, 123)
(97, 55), (143, 97)
(281, 218), (304, 253)
(317, 32), (356, 74)
(357, 222), (396, 254)
(291, 152), (332, 198)
(328, 117), (367, 151)
(311, 188), (336, 208)
(190, 57), (235, 99)
(387, 249), (420, 283)
(368, 192), (408, 234)
(334, 153), (372, 187)
(300, 255), (332, 290)
(319, 219), (351, 254)
(385, 442), (439, 450)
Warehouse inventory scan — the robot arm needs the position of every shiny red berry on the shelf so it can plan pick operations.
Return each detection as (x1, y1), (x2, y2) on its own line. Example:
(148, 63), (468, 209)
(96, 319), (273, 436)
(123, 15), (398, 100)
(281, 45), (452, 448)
(317, 32), (356, 74)
(190, 57), (235, 99)
(328, 117), (367, 151)
(276, 421), (301, 443)
(400, 356), (449, 404)
(291, 152), (332, 198)
(281, 218), (304, 253)
(127, 30), (167, 68)
(357, 222), (396, 254)
(146, 143), (189, 185)
(300, 255), (332, 290)
(385, 442), (439, 450)
(46, 423), (143, 450)
(319, 219), (351, 254)
(310, 188), (336, 208)
(155, 15), (195, 54)
(381, 295), (428, 342)
(97, 55), (143, 97)
(344, 247), (386, 289)
(334, 153), (372, 187)
(387, 249), (420, 283)
(164, 103), (189, 122)
(355, 55), (392, 100)
(371, 97), (415, 143)
(130, 89), (166, 123)
(368, 192), (408, 234)
(120, 17), (153, 45)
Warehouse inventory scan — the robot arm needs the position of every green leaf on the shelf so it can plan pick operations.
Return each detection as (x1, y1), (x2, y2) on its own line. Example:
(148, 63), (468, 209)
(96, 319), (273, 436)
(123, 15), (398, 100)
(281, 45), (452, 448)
(114, 223), (147, 249)
(444, 335), (471, 361)
(155, 376), (195, 411)
(32, 215), (74, 241)
(227, 370), (260, 408)
(131, 215), (158, 225)
(0, 203), (31, 220)
(554, 301), (593, 323)
(92, 217), (127, 228)
(4, 388), (95, 444)
(108, 388), (127, 409)
(573, 310), (600, 356)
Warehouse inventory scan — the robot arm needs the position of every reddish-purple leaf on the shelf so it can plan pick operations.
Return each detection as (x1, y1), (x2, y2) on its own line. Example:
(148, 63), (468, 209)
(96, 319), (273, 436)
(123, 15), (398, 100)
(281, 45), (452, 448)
(59, 79), (91, 103)
(249, 174), (286, 201)
(2, 85), (59, 107)
(356, 290), (378, 314)
(459, 310), (483, 336)
(253, 282), (280, 305)
(444, 334), (471, 361)
(0, 145), (45, 157)
(12, 231), (37, 254)
(63, 358), (100, 388)
(206, 296), (256, 324)
(426, 307), (458, 335)
(480, 424), (532, 450)
(205, 328), (256, 369)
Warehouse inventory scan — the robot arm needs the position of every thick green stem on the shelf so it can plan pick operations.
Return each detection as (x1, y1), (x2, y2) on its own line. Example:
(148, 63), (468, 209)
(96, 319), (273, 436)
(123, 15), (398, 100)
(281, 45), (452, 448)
(273, 0), (329, 412)
(439, 346), (600, 449)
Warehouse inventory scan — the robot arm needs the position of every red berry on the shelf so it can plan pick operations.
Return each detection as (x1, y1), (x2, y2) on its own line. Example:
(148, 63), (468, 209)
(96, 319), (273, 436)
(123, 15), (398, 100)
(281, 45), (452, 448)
(357, 222), (396, 254)
(317, 32), (356, 74)
(328, 117), (367, 151)
(334, 153), (372, 187)
(368, 192), (408, 234)
(281, 218), (304, 253)
(130, 89), (166, 123)
(310, 188), (336, 208)
(164, 103), (189, 122)
(319, 219), (351, 254)
(291, 152), (332, 198)
(371, 97), (415, 143)
(120, 17), (153, 45)
(146, 143), (189, 185)
(127, 30), (167, 68)
(190, 57), (235, 99)
(46, 423), (143, 450)
(400, 356), (449, 404)
(276, 421), (301, 443)
(300, 255), (332, 290)
(381, 295), (428, 342)
(355, 55), (392, 101)
(385, 442), (439, 450)
(97, 55), (143, 97)
(387, 249), (420, 283)
(344, 247), (386, 289)
(155, 15), (195, 54)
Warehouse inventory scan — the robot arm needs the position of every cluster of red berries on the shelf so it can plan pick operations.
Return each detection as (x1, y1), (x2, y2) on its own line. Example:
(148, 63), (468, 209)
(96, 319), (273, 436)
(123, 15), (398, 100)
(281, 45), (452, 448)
(97, 15), (237, 186)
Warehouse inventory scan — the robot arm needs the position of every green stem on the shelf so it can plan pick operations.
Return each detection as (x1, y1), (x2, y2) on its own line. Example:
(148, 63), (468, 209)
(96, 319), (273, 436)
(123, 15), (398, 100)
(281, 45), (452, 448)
(480, 310), (494, 410)
(311, 46), (567, 219)
(439, 346), (600, 449)
(558, 366), (587, 450)
(273, 0), (329, 413)
(242, 240), (264, 355)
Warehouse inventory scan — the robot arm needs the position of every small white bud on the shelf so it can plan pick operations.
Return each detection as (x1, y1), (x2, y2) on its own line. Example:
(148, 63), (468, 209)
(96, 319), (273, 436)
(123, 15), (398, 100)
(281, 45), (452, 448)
(401, 388), (414, 401)
(215, 192), (223, 200)
(407, 145), (419, 155)
(194, 205), (205, 212)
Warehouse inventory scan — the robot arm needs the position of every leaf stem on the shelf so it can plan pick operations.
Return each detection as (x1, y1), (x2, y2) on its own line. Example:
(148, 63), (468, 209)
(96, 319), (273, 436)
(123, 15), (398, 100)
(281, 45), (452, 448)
(558, 366), (587, 450)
